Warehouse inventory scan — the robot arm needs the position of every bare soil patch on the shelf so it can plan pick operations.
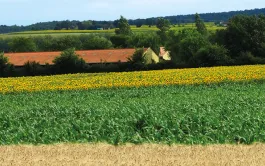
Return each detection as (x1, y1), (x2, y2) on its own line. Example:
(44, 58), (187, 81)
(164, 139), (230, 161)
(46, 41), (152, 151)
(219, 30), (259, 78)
(1, 144), (265, 166)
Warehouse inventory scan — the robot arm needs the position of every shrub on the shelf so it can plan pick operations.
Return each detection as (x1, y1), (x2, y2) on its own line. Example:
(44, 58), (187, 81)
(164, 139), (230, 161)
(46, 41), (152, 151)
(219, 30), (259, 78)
(127, 33), (161, 55)
(179, 29), (209, 64)
(55, 36), (82, 50)
(0, 52), (13, 77)
(53, 48), (88, 74)
(127, 48), (147, 70)
(193, 44), (232, 67)
(235, 52), (265, 65)
(8, 37), (37, 52)
(223, 15), (265, 58)
(110, 35), (130, 48)
(33, 35), (56, 51)
(24, 61), (43, 76)
(82, 36), (112, 50)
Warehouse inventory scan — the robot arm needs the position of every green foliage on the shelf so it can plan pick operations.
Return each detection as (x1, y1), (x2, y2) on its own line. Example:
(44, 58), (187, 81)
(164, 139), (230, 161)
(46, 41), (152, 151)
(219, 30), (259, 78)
(195, 13), (208, 35)
(128, 48), (146, 64)
(156, 18), (171, 44)
(53, 48), (87, 74)
(127, 33), (161, 55)
(179, 29), (209, 64)
(0, 38), (10, 52)
(54, 20), (77, 30)
(224, 15), (265, 58)
(82, 36), (112, 50)
(0, 52), (9, 76)
(32, 35), (56, 51)
(193, 44), (231, 67)
(165, 30), (181, 63)
(0, 52), (14, 77)
(8, 37), (37, 52)
(110, 35), (130, 48)
(235, 52), (265, 65)
(55, 35), (82, 50)
(0, 82), (265, 145)
(156, 18), (171, 32)
(209, 29), (226, 45)
(116, 16), (132, 35)
(24, 61), (43, 76)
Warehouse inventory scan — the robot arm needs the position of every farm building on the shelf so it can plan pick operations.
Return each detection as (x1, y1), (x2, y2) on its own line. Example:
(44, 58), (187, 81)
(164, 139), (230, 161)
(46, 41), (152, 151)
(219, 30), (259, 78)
(159, 47), (171, 61)
(4, 48), (159, 66)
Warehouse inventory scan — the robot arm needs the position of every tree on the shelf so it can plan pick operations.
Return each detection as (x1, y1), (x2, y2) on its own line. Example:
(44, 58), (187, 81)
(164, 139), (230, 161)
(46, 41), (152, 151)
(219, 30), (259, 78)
(156, 18), (171, 32)
(165, 29), (209, 65)
(223, 15), (265, 59)
(165, 30), (181, 63)
(110, 35), (130, 48)
(179, 29), (209, 64)
(53, 48), (87, 74)
(82, 36), (112, 49)
(195, 13), (208, 35)
(127, 33), (161, 55)
(0, 52), (8, 75)
(193, 44), (231, 67)
(8, 37), (37, 52)
(55, 35), (82, 50)
(0, 52), (13, 77)
(115, 16), (132, 35)
(128, 48), (146, 70)
(156, 18), (171, 44)
(24, 61), (43, 76)
(77, 21), (92, 30)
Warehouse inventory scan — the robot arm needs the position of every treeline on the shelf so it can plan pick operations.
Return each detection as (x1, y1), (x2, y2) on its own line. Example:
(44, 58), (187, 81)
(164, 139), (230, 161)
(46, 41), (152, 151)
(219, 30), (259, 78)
(0, 33), (160, 53)
(165, 14), (265, 67)
(163, 8), (265, 24)
(1, 8), (265, 33)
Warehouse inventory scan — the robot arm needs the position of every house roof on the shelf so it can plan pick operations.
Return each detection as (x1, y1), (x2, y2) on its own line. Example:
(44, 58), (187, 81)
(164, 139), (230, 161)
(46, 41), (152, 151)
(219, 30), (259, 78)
(5, 48), (148, 66)
(159, 47), (167, 57)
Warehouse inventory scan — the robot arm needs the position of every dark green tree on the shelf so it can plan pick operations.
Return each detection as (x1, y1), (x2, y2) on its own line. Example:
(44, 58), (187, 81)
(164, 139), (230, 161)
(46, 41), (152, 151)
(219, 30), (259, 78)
(128, 48), (147, 70)
(165, 30), (181, 63)
(55, 35), (82, 50)
(224, 15), (265, 59)
(156, 18), (171, 31)
(179, 29), (209, 64)
(165, 29), (209, 65)
(24, 61), (43, 76)
(115, 16), (132, 35)
(156, 18), (171, 45)
(82, 36), (112, 50)
(195, 13), (208, 35)
(53, 48), (87, 74)
(193, 44), (231, 67)
(0, 52), (13, 77)
(127, 33), (161, 55)
(110, 35), (130, 48)
(8, 37), (37, 52)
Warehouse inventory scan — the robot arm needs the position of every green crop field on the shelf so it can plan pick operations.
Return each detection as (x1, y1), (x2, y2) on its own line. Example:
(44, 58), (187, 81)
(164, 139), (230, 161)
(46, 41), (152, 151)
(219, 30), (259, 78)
(0, 24), (225, 38)
(0, 81), (264, 145)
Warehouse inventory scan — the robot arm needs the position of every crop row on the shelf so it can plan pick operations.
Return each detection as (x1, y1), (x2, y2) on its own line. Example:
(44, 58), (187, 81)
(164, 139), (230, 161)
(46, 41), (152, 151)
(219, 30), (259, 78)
(0, 82), (264, 145)
(0, 65), (265, 93)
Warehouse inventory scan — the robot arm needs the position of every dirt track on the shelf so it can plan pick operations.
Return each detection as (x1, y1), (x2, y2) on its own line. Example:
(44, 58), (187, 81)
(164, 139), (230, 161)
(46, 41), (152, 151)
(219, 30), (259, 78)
(1, 144), (265, 166)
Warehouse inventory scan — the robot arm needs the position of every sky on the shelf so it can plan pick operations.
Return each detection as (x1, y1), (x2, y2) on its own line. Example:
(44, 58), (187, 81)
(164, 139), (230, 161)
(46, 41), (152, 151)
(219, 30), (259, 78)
(1, 0), (265, 25)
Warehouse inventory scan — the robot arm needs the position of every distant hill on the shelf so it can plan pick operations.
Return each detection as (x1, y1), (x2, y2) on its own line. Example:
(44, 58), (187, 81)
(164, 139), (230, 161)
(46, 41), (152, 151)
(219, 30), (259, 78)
(1, 8), (265, 34)
(163, 8), (265, 24)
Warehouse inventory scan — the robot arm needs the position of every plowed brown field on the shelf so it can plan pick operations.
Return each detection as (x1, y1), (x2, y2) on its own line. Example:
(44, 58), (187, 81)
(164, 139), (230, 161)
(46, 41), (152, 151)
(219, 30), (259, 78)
(1, 144), (265, 166)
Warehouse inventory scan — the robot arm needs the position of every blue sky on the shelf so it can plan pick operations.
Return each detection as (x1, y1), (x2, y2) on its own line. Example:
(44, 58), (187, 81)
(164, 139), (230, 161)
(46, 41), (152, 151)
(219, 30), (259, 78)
(1, 0), (265, 25)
